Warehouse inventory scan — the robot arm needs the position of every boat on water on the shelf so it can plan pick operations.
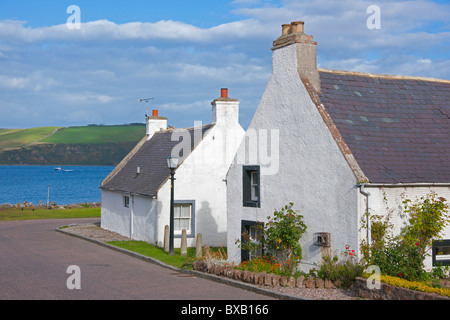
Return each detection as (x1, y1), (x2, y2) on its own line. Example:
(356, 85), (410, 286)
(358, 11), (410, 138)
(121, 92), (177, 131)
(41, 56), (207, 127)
(54, 167), (74, 172)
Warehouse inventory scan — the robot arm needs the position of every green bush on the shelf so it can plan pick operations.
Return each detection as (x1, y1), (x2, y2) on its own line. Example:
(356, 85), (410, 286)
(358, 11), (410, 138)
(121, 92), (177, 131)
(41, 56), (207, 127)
(361, 193), (449, 282)
(317, 245), (364, 289)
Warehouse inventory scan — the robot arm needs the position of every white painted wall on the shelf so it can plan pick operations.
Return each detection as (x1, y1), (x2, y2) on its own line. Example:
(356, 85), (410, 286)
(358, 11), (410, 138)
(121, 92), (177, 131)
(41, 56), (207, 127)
(101, 190), (158, 243)
(226, 43), (359, 271)
(359, 185), (450, 271)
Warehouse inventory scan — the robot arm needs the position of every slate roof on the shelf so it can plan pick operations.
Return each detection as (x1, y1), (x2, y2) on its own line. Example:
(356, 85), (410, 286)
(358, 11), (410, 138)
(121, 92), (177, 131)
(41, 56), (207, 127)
(100, 124), (215, 197)
(317, 69), (450, 184)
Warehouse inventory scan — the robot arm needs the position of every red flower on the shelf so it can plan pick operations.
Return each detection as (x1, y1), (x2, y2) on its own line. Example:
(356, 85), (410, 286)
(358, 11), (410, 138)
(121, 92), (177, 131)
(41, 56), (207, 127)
(399, 273), (402, 277)
(349, 252), (353, 256)
(416, 242), (419, 246)
(351, 250), (355, 252)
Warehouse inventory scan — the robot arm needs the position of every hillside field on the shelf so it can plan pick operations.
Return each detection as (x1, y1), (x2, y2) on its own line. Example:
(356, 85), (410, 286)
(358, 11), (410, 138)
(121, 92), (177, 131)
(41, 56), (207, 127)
(0, 125), (146, 165)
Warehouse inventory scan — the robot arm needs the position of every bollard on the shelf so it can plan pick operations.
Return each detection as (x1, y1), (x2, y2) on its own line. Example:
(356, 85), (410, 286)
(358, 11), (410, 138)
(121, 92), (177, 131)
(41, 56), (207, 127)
(181, 229), (187, 256)
(164, 225), (169, 252)
(196, 233), (202, 258)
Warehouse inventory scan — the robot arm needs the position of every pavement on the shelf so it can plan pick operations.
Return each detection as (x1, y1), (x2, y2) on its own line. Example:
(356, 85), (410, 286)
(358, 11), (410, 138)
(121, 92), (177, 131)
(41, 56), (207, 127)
(0, 218), (281, 301)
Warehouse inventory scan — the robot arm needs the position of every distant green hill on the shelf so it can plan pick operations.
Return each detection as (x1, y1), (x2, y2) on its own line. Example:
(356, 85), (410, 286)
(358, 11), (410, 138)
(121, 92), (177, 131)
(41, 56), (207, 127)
(0, 125), (146, 165)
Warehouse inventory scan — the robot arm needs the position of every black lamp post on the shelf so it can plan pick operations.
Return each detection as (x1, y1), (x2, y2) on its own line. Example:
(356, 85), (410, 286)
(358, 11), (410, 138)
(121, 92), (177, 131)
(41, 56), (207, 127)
(166, 156), (179, 255)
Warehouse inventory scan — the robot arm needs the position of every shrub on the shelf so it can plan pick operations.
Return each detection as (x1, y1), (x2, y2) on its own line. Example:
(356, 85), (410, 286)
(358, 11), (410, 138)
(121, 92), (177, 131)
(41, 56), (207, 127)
(361, 192), (449, 282)
(317, 245), (364, 289)
(236, 203), (307, 275)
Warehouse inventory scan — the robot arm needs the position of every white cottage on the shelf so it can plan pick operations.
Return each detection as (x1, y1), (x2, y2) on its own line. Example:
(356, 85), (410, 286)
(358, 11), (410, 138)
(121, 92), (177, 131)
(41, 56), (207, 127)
(226, 21), (450, 272)
(100, 89), (245, 248)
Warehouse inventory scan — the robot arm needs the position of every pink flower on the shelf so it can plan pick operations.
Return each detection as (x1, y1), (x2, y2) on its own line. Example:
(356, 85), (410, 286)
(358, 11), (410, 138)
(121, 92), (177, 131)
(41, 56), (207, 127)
(416, 242), (419, 246)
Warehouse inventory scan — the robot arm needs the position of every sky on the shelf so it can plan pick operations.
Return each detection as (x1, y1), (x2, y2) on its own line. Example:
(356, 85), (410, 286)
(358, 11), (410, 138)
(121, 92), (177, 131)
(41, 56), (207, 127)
(0, 0), (449, 129)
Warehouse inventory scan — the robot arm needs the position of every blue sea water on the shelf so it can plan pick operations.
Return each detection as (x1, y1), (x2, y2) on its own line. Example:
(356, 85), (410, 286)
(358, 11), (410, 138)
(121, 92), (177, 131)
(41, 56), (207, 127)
(0, 165), (114, 205)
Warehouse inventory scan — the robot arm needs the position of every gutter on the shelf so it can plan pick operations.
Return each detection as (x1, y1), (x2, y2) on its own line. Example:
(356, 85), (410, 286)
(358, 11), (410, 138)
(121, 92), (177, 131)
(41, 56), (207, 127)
(360, 183), (450, 188)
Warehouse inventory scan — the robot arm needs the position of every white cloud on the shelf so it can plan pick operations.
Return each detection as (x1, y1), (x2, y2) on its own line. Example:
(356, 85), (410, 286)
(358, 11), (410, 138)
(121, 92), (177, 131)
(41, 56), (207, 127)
(0, 0), (448, 129)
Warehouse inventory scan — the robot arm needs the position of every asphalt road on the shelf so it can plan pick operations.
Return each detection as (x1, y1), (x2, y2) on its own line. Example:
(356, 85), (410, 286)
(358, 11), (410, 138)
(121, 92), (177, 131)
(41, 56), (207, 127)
(0, 218), (274, 301)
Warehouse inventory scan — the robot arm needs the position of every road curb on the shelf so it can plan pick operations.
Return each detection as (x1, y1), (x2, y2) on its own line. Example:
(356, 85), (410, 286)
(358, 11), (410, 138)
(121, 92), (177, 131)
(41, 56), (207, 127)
(56, 226), (304, 300)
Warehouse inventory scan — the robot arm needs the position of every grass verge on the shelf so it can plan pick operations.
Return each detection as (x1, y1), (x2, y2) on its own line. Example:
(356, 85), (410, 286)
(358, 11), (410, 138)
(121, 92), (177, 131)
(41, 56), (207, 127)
(0, 207), (101, 221)
(107, 240), (196, 269)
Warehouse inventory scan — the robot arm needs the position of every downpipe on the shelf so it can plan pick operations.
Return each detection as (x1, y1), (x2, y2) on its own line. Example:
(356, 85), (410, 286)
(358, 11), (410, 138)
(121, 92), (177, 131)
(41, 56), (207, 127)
(359, 184), (371, 246)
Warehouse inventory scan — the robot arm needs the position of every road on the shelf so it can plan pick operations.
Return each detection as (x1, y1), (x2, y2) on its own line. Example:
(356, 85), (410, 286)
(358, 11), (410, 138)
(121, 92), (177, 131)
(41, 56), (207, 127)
(0, 218), (274, 300)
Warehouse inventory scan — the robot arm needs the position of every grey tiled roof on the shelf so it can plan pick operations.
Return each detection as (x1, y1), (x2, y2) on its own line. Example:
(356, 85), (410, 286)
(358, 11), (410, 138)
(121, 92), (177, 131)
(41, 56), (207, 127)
(318, 70), (450, 184)
(100, 124), (215, 197)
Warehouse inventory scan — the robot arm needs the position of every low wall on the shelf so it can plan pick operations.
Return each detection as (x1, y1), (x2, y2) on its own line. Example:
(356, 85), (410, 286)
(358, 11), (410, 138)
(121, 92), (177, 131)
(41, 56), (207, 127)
(193, 261), (450, 300)
(353, 277), (449, 300)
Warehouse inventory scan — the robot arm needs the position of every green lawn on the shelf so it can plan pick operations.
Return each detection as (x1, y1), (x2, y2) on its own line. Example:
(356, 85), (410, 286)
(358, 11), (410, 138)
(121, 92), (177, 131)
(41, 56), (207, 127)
(0, 207), (101, 221)
(107, 240), (197, 269)
(41, 125), (145, 144)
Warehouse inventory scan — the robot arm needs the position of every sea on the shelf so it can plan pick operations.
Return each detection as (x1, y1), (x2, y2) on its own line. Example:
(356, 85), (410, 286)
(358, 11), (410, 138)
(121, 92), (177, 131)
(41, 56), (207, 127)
(0, 165), (115, 205)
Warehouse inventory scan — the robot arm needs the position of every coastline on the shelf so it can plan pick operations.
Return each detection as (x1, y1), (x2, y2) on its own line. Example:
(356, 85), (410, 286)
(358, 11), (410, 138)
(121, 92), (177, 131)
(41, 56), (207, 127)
(0, 201), (101, 210)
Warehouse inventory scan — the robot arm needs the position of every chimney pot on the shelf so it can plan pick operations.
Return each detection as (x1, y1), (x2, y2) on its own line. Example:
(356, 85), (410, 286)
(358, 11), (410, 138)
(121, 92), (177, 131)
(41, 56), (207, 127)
(152, 110), (158, 117)
(221, 88), (228, 98)
(282, 24), (292, 35)
(291, 21), (304, 33)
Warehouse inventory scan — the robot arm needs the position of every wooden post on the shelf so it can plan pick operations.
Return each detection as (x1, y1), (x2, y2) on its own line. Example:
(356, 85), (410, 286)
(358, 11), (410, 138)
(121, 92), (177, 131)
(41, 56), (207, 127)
(196, 233), (202, 258)
(164, 225), (169, 252)
(181, 229), (187, 256)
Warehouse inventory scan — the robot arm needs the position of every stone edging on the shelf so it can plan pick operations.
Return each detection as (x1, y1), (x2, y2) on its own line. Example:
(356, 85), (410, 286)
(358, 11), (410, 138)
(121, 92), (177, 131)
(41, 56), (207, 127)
(194, 261), (450, 301)
(193, 260), (340, 290)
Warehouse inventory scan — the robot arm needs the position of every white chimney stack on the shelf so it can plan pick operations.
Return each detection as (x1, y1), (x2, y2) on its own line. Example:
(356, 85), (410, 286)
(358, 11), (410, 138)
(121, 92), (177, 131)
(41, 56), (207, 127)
(272, 21), (320, 93)
(146, 110), (167, 140)
(211, 88), (240, 127)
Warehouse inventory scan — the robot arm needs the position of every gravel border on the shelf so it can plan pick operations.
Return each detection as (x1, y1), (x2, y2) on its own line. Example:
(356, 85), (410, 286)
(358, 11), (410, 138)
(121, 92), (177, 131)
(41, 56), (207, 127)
(57, 223), (361, 300)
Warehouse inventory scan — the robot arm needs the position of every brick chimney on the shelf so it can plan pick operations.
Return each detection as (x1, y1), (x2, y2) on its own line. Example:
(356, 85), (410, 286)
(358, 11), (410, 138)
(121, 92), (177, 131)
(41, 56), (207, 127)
(272, 21), (320, 93)
(211, 88), (240, 126)
(146, 110), (167, 140)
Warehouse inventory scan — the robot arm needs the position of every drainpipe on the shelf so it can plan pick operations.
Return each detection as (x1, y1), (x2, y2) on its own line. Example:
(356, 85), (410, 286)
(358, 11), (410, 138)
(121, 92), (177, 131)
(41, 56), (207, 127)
(130, 194), (134, 239)
(359, 184), (371, 246)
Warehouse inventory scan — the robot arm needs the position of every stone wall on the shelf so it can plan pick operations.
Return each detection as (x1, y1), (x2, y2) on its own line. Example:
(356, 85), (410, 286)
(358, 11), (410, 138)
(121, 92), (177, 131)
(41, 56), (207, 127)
(193, 260), (342, 289)
(353, 277), (449, 300)
(193, 261), (450, 300)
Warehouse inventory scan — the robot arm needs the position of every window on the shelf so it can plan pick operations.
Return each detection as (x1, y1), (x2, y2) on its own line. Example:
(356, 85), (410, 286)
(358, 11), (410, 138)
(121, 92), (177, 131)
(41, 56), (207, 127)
(123, 195), (130, 208)
(243, 166), (260, 207)
(432, 239), (450, 266)
(174, 200), (195, 237)
(241, 220), (263, 261)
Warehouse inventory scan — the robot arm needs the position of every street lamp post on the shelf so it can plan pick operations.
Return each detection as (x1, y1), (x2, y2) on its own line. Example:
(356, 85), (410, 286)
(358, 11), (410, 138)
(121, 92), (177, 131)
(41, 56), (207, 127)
(166, 156), (179, 255)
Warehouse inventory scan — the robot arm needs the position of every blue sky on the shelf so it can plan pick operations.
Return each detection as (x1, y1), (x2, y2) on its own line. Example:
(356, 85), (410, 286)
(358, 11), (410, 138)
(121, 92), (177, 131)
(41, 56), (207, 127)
(0, 0), (449, 129)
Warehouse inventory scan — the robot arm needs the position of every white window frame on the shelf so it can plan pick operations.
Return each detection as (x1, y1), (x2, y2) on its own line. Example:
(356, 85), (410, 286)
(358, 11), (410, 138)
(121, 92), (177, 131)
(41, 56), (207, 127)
(173, 200), (195, 237)
(251, 171), (259, 202)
